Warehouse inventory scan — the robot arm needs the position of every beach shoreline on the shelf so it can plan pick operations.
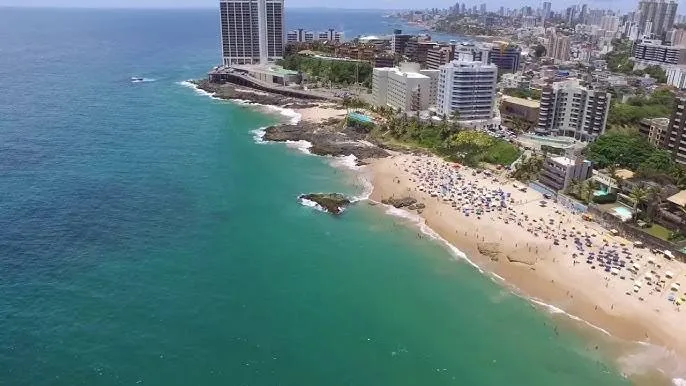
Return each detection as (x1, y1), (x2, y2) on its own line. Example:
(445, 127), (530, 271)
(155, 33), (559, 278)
(182, 78), (686, 385)
(366, 153), (686, 386)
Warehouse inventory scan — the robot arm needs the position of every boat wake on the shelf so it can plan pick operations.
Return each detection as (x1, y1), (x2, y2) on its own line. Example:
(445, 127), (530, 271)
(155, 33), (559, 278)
(131, 77), (156, 83)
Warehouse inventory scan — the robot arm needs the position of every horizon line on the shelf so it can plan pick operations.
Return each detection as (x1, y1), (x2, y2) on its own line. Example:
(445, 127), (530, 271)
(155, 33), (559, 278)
(0, 5), (408, 11)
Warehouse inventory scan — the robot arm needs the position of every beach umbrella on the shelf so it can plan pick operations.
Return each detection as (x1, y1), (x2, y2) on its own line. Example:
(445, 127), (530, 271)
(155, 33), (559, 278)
(634, 280), (643, 288)
(664, 250), (675, 259)
(633, 263), (641, 270)
(648, 257), (655, 264)
(611, 268), (620, 275)
(666, 271), (674, 279)
(644, 273), (653, 281)
(671, 283), (681, 291)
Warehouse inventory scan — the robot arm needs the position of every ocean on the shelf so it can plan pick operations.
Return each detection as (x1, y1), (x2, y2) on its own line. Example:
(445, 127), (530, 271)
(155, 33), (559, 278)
(0, 7), (633, 386)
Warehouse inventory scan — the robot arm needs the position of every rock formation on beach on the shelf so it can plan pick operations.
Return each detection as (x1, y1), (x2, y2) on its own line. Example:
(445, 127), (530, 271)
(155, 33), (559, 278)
(381, 197), (417, 208)
(299, 193), (351, 215)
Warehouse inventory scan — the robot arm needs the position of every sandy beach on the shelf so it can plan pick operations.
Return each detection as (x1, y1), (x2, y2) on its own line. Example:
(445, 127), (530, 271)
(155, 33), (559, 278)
(368, 153), (686, 385)
(295, 103), (347, 123)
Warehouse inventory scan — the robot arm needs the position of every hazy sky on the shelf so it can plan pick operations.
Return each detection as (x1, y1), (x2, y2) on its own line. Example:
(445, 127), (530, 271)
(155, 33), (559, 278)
(0, 0), (641, 12)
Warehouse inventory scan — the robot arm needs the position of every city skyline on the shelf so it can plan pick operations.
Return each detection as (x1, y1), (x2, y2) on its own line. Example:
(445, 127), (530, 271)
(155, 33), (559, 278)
(0, 0), (638, 12)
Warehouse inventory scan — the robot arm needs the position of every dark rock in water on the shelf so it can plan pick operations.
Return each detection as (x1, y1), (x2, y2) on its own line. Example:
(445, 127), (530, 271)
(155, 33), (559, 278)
(381, 197), (417, 208)
(299, 193), (351, 215)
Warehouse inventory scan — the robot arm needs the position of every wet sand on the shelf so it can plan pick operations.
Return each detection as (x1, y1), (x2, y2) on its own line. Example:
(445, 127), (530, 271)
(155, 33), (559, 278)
(368, 153), (686, 385)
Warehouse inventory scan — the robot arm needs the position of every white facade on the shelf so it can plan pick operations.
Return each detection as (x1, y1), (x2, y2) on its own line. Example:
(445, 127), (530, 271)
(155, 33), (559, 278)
(286, 28), (343, 43)
(666, 66), (686, 89)
(219, 0), (284, 66)
(539, 156), (593, 192)
(371, 63), (437, 112)
(436, 59), (497, 121)
(537, 79), (612, 142)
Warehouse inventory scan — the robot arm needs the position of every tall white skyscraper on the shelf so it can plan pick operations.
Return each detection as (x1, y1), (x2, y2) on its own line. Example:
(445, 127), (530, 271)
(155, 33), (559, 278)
(219, 0), (284, 66)
(436, 59), (497, 121)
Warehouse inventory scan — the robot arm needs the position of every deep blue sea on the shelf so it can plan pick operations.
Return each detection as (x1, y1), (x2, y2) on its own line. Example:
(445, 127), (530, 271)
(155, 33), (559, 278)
(0, 7), (633, 386)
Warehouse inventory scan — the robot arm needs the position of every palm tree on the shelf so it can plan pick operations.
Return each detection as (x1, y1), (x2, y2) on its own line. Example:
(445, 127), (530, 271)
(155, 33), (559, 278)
(566, 178), (581, 196)
(629, 186), (649, 221)
(646, 186), (663, 223)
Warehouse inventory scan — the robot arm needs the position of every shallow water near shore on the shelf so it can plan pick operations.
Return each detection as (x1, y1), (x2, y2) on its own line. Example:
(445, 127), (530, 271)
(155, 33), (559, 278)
(0, 7), (646, 386)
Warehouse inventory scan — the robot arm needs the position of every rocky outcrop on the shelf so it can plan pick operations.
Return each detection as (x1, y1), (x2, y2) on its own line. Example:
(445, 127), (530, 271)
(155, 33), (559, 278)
(194, 80), (319, 108)
(381, 197), (417, 208)
(264, 123), (389, 159)
(299, 193), (351, 215)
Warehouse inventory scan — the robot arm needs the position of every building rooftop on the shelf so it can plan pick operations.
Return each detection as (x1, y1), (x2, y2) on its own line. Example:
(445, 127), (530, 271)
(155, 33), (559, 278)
(550, 156), (576, 167)
(668, 190), (686, 207)
(501, 95), (540, 108)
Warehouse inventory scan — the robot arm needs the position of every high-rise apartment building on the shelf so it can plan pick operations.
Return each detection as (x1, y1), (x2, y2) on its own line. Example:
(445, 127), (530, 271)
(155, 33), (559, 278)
(636, 0), (678, 39)
(632, 38), (686, 65)
(663, 96), (686, 164)
(542, 2), (552, 20)
(219, 0), (284, 66)
(536, 79), (611, 142)
(372, 63), (438, 112)
(546, 34), (571, 62)
(487, 43), (521, 73)
(436, 59), (497, 121)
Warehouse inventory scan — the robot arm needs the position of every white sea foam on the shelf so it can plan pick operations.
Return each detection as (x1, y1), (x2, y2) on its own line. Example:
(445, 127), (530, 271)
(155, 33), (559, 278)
(299, 197), (327, 213)
(528, 297), (612, 336)
(615, 343), (686, 383)
(262, 104), (302, 125)
(252, 127), (267, 144)
(177, 80), (222, 101)
(381, 204), (482, 272)
(285, 140), (312, 155)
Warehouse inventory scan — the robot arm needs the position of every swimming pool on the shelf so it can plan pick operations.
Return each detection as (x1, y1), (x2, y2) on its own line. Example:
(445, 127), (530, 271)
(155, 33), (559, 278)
(347, 112), (373, 124)
(612, 206), (633, 221)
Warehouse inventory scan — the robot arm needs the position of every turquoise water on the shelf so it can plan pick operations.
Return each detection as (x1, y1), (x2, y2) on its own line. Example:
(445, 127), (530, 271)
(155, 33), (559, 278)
(0, 8), (632, 386)
(613, 206), (634, 220)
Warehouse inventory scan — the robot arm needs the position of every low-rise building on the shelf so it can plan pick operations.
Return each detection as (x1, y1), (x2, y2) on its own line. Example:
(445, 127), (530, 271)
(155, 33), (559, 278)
(538, 156), (593, 192)
(372, 62), (437, 112)
(499, 96), (540, 130)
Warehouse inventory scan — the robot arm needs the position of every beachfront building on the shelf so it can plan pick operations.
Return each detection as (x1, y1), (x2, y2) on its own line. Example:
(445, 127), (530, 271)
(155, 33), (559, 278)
(538, 156), (593, 192)
(371, 63), (438, 112)
(219, 0), (284, 66)
(536, 79), (611, 142)
(499, 96), (540, 131)
(435, 58), (498, 121)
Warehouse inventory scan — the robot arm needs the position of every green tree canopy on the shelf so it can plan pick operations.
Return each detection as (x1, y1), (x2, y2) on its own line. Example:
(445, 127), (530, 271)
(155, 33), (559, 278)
(586, 131), (656, 169)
